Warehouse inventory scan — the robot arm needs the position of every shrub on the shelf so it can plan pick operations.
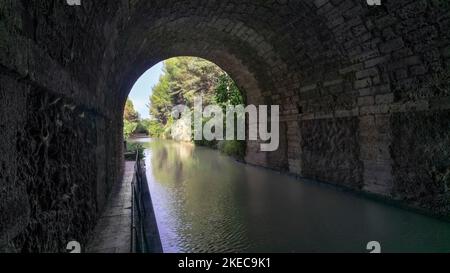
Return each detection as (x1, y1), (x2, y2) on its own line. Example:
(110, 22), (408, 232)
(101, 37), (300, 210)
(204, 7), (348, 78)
(125, 142), (145, 160)
(148, 120), (165, 138)
(123, 119), (138, 140)
(218, 140), (246, 160)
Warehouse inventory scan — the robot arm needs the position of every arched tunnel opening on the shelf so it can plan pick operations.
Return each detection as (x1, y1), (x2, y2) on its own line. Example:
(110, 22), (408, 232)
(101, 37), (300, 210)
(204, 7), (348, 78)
(121, 56), (289, 169)
(0, 0), (449, 253)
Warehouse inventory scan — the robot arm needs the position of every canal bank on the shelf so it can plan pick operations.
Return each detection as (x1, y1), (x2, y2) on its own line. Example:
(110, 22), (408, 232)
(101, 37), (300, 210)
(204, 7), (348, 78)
(87, 156), (162, 253)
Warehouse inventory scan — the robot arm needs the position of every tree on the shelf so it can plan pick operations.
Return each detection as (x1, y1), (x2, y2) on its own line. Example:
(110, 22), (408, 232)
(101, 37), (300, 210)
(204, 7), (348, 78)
(148, 57), (224, 138)
(150, 74), (172, 125)
(164, 57), (224, 105)
(123, 119), (138, 140)
(147, 55), (246, 161)
(214, 74), (245, 108)
(123, 99), (141, 139)
(124, 99), (140, 122)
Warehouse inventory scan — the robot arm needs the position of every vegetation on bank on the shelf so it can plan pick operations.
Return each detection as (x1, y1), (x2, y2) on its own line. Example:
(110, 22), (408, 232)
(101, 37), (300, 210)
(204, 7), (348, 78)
(124, 142), (145, 160)
(123, 100), (147, 159)
(123, 57), (247, 160)
(123, 100), (150, 139)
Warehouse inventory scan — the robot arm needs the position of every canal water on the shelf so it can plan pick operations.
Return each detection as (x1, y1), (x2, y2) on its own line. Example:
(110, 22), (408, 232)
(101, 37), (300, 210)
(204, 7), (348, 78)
(133, 138), (450, 253)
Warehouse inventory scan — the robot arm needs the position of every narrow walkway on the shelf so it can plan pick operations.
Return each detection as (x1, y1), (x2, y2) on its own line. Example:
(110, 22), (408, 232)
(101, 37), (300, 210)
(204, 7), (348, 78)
(87, 161), (134, 253)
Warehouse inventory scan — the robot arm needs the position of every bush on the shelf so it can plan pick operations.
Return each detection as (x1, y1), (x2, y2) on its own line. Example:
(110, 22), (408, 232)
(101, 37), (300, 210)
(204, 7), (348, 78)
(194, 139), (218, 149)
(134, 122), (149, 135)
(148, 120), (165, 138)
(218, 140), (246, 160)
(123, 119), (138, 140)
(125, 142), (145, 160)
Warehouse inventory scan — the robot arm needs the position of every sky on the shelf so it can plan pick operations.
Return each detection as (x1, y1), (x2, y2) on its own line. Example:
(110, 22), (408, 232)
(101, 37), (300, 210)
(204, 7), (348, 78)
(127, 62), (165, 119)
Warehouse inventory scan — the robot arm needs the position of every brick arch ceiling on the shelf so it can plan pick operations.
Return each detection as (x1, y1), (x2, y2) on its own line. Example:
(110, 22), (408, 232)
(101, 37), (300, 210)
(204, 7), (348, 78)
(100, 0), (346, 112)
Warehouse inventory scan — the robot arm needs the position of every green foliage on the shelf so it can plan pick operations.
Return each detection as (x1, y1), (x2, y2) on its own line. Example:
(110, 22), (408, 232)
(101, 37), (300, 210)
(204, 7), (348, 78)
(164, 57), (224, 105)
(123, 99), (148, 139)
(148, 120), (165, 138)
(137, 119), (152, 135)
(125, 142), (145, 160)
(150, 74), (172, 125)
(214, 74), (245, 108)
(149, 57), (225, 137)
(148, 57), (246, 159)
(218, 140), (246, 161)
(123, 119), (138, 140)
(139, 119), (152, 129)
(124, 99), (140, 122)
(135, 122), (149, 135)
(193, 118), (218, 149)
(213, 75), (246, 159)
(162, 115), (175, 139)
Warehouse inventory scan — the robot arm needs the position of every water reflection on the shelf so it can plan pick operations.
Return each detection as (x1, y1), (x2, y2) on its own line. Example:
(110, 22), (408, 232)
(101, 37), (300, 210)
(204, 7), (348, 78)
(135, 138), (450, 253)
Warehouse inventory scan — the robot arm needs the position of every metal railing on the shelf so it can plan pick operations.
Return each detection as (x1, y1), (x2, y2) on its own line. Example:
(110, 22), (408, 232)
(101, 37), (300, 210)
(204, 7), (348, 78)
(130, 152), (149, 253)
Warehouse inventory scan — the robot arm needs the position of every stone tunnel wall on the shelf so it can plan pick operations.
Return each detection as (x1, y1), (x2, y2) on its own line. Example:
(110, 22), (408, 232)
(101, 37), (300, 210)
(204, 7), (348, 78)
(0, 53), (121, 252)
(0, 0), (449, 252)
(303, 0), (450, 214)
(0, 0), (123, 252)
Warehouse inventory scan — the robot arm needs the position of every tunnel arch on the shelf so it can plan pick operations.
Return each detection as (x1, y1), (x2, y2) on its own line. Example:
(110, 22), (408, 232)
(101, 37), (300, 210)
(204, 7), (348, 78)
(0, 0), (449, 252)
(103, 1), (353, 171)
(120, 52), (287, 169)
